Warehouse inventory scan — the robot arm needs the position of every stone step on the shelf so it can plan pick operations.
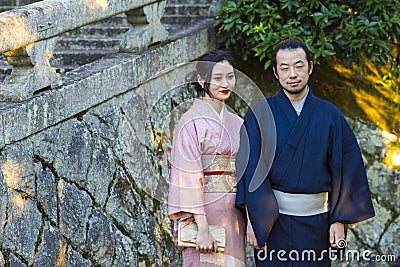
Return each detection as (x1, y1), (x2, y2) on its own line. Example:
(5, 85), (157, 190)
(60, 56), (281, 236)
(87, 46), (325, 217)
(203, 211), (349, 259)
(0, 65), (77, 83)
(0, 0), (39, 6)
(0, 5), (13, 12)
(164, 4), (210, 16)
(51, 49), (116, 66)
(0, 48), (113, 67)
(55, 38), (121, 50)
(88, 15), (129, 27)
(1, 45), (118, 73)
(167, 0), (213, 4)
(60, 26), (130, 39)
(161, 14), (208, 25)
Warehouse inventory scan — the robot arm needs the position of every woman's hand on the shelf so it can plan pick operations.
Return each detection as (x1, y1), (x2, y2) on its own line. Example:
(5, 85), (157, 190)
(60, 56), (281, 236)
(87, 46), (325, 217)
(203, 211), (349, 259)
(196, 227), (218, 253)
(246, 219), (260, 249)
(193, 214), (218, 253)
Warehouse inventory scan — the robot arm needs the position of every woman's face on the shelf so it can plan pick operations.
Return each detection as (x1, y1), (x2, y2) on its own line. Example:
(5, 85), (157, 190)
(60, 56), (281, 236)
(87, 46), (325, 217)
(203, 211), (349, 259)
(199, 60), (236, 102)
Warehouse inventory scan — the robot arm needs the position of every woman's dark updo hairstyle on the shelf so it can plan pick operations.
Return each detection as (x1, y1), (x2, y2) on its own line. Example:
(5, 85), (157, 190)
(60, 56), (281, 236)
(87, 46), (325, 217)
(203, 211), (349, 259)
(186, 50), (235, 97)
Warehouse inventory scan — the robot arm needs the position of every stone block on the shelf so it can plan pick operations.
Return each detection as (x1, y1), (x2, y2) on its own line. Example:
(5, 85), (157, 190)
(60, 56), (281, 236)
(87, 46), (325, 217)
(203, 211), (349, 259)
(86, 209), (115, 267)
(32, 222), (61, 267)
(3, 190), (42, 264)
(65, 245), (92, 267)
(380, 216), (400, 256)
(8, 253), (27, 267)
(54, 120), (93, 185)
(367, 161), (400, 211)
(114, 230), (138, 266)
(58, 180), (92, 248)
(35, 165), (58, 224)
(349, 198), (392, 248)
(0, 168), (7, 239)
(32, 127), (59, 164)
(105, 168), (140, 236)
(1, 142), (35, 197)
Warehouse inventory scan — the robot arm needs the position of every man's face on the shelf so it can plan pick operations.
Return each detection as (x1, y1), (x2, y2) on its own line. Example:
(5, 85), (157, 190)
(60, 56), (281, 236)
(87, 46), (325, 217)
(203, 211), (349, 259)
(273, 48), (313, 95)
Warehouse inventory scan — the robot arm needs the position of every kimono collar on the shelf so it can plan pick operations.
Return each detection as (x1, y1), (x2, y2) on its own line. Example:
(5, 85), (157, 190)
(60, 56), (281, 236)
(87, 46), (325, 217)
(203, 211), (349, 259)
(192, 98), (226, 121)
(276, 87), (314, 127)
(277, 87), (317, 149)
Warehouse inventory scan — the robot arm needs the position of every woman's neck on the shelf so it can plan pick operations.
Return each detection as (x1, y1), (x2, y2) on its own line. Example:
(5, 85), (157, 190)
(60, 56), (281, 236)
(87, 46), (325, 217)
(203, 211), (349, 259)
(202, 97), (224, 114)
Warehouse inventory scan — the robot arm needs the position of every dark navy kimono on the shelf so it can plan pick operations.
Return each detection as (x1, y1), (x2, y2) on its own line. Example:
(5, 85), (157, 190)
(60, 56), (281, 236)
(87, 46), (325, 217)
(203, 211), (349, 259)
(235, 88), (375, 266)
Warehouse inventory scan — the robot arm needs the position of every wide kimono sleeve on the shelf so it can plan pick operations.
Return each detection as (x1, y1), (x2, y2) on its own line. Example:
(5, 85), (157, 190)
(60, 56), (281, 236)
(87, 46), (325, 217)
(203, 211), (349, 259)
(329, 114), (375, 224)
(235, 100), (278, 247)
(167, 116), (206, 219)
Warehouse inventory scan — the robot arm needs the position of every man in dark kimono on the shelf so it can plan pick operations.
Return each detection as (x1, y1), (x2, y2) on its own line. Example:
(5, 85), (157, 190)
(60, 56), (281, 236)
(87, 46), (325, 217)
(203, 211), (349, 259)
(236, 39), (375, 266)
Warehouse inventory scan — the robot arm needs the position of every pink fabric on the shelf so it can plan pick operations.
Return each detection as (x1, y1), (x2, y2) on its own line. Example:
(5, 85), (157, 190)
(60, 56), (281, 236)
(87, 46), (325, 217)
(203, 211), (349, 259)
(168, 99), (245, 266)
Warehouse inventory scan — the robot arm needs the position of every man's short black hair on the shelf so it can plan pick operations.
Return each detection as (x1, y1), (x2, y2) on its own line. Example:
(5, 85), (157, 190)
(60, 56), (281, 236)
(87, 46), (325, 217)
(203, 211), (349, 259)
(272, 39), (312, 70)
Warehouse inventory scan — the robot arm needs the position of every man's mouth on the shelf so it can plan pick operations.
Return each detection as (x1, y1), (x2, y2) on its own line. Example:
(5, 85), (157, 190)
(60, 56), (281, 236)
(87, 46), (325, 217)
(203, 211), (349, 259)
(288, 81), (300, 87)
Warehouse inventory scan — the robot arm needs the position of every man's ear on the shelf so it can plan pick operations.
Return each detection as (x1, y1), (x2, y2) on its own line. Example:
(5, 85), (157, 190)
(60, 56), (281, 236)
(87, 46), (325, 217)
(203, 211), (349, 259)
(309, 61), (314, 75)
(273, 67), (278, 79)
(197, 74), (204, 88)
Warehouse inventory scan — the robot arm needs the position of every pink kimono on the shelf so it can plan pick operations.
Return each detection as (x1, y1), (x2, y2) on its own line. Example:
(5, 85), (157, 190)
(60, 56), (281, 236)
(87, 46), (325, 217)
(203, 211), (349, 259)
(168, 99), (246, 266)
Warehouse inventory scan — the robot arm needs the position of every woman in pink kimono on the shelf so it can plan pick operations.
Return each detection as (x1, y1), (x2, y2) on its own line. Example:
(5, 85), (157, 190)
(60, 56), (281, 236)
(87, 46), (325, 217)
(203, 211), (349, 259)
(168, 51), (253, 266)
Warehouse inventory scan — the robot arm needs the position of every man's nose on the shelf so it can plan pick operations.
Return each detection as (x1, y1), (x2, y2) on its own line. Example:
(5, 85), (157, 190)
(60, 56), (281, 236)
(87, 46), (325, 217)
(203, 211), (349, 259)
(289, 67), (297, 78)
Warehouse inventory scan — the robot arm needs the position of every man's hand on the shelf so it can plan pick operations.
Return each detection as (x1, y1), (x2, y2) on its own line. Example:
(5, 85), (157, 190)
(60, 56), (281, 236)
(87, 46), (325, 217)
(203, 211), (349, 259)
(329, 222), (345, 248)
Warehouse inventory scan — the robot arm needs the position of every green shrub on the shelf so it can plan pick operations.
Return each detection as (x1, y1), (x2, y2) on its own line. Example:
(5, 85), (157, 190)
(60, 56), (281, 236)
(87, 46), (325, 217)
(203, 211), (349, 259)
(217, 0), (400, 69)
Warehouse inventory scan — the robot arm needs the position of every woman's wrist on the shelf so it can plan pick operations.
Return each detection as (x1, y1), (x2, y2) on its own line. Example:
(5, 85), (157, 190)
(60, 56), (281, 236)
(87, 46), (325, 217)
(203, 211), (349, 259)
(193, 214), (209, 231)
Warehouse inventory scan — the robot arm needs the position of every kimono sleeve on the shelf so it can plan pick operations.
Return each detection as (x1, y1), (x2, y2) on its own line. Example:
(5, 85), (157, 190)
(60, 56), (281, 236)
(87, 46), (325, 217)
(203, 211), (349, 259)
(235, 101), (278, 247)
(329, 115), (375, 224)
(167, 117), (206, 219)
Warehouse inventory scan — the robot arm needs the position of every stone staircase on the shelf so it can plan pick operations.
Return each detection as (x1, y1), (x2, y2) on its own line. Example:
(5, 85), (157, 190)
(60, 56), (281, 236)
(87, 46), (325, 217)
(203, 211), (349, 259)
(0, 0), (215, 82)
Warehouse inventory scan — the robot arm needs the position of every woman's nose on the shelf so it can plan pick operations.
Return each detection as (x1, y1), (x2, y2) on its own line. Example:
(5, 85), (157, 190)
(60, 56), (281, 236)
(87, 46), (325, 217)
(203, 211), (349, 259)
(220, 78), (228, 88)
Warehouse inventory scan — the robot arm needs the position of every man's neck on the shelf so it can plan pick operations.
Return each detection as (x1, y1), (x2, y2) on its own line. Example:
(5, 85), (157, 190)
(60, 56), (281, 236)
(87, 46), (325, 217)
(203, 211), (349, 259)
(284, 86), (309, 104)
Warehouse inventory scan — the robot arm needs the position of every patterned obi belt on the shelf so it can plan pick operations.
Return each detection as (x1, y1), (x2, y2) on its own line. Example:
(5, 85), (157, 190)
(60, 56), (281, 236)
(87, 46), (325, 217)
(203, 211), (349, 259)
(201, 155), (237, 193)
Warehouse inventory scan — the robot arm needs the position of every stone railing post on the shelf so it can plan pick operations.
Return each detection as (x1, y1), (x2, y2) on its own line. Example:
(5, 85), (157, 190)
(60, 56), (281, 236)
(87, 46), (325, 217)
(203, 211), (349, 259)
(208, 0), (224, 17)
(120, 1), (169, 53)
(0, 37), (61, 102)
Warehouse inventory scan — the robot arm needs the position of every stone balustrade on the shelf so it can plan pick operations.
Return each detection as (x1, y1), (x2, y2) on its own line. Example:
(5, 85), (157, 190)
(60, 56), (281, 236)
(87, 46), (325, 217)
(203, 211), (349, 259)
(0, 0), (168, 102)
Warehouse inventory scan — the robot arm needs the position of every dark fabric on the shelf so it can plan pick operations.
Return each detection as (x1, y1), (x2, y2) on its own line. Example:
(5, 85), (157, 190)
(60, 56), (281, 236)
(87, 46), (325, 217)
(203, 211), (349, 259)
(235, 88), (375, 265)
(254, 213), (331, 266)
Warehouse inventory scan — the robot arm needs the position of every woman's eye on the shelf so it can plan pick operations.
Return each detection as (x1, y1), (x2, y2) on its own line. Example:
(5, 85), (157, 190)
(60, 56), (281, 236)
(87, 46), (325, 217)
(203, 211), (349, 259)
(213, 77), (221, 81)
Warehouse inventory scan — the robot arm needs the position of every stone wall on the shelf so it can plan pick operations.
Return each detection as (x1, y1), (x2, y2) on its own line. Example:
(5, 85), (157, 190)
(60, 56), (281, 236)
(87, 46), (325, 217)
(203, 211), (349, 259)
(0, 24), (216, 266)
(337, 119), (399, 267)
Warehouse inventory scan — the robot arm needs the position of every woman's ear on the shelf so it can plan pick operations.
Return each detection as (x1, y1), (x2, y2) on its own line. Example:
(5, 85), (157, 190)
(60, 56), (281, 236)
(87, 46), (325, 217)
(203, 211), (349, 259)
(197, 74), (205, 88)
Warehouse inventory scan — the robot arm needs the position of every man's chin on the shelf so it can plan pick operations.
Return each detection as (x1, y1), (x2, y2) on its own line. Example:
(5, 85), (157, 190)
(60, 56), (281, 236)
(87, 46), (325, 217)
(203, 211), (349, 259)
(283, 86), (306, 95)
